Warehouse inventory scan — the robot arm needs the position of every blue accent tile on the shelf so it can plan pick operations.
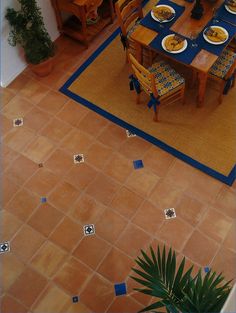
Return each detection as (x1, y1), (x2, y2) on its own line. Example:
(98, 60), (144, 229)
(204, 267), (210, 273)
(41, 197), (47, 203)
(72, 296), (79, 303)
(133, 160), (144, 169)
(114, 283), (127, 296)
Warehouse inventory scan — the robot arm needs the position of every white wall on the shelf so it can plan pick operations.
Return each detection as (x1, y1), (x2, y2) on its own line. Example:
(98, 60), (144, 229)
(0, 0), (60, 87)
(221, 283), (236, 313)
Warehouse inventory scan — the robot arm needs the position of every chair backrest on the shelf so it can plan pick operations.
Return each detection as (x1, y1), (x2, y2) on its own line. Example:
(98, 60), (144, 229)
(115, 0), (143, 37)
(128, 52), (159, 98)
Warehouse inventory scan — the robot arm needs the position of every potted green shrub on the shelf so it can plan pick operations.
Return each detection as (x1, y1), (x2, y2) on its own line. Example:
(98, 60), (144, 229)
(5, 0), (55, 76)
(131, 246), (232, 313)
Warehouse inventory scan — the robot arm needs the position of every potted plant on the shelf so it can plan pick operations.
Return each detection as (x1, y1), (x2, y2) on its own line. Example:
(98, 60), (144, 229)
(5, 0), (55, 76)
(131, 245), (232, 313)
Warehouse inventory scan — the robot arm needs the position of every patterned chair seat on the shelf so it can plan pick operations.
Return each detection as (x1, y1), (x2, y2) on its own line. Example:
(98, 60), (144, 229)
(209, 48), (236, 79)
(127, 19), (141, 39)
(149, 61), (185, 96)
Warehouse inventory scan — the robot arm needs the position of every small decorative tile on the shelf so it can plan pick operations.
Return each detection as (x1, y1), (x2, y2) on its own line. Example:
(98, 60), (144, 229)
(38, 163), (43, 168)
(133, 160), (144, 169)
(114, 283), (127, 296)
(83, 224), (95, 236)
(72, 296), (79, 303)
(41, 197), (47, 203)
(204, 267), (210, 273)
(0, 242), (10, 253)
(126, 130), (136, 138)
(74, 154), (84, 164)
(164, 208), (176, 219)
(13, 118), (23, 127)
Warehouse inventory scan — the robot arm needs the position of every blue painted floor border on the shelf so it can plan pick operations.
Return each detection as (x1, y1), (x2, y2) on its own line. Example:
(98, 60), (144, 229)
(59, 28), (236, 186)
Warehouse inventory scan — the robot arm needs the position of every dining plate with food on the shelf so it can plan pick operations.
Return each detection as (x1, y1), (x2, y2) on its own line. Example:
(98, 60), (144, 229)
(161, 34), (188, 53)
(225, 0), (236, 14)
(203, 26), (229, 44)
(151, 5), (176, 22)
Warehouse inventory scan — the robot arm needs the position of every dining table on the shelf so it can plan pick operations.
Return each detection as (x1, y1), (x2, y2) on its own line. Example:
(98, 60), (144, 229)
(130, 0), (236, 106)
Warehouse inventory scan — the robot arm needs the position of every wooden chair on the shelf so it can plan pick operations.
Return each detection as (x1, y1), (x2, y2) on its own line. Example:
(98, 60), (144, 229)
(115, 0), (153, 64)
(208, 47), (236, 104)
(128, 52), (185, 122)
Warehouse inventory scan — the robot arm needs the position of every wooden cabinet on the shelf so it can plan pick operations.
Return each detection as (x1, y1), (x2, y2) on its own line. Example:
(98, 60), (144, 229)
(51, 0), (115, 48)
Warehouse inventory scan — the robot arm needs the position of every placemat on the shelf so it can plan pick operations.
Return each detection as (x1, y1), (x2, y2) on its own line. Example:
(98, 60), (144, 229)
(217, 2), (236, 25)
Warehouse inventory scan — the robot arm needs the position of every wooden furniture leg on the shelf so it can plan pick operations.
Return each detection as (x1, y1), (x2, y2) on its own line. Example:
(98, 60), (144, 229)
(197, 71), (208, 107)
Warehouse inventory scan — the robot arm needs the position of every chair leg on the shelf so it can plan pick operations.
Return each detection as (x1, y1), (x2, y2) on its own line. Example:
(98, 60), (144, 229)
(136, 93), (141, 104)
(153, 105), (159, 122)
(218, 81), (224, 104)
(181, 85), (185, 105)
(190, 69), (197, 88)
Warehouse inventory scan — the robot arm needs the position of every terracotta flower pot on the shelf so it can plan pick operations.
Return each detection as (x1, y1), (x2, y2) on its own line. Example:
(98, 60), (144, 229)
(28, 57), (54, 77)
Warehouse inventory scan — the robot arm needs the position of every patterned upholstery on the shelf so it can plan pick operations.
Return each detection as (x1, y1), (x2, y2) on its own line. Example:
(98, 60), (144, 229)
(148, 61), (185, 96)
(209, 48), (236, 79)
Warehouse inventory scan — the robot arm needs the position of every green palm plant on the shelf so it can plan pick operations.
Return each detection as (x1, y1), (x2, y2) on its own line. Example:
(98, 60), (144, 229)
(131, 246), (232, 313)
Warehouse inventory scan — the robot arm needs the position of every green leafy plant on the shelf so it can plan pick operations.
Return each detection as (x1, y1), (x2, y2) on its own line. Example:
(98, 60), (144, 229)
(131, 246), (232, 313)
(5, 0), (55, 64)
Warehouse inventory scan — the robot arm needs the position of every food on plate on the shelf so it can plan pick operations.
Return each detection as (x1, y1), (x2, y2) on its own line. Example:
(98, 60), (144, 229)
(205, 27), (227, 42)
(164, 35), (185, 51)
(152, 6), (174, 21)
(226, 0), (236, 12)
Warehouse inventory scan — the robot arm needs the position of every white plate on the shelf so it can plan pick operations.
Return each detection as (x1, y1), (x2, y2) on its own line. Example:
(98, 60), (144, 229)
(151, 5), (176, 23)
(203, 26), (229, 45)
(225, 4), (236, 14)
(161, 34), (188, 54)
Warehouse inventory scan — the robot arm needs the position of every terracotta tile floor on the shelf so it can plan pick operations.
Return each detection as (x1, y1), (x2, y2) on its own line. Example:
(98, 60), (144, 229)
(1, 23), (236, 313)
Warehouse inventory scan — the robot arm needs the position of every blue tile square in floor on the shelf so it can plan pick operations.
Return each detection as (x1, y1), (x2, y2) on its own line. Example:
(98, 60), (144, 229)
(72, 296), (79, 303)
(41, 197), (47, 203)
(133, 160), (144, 169)
(204, 267), (210, 273)
(114, 283), (127, 296)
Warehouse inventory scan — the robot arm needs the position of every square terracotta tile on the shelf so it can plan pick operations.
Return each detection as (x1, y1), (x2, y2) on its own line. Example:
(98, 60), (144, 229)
(182, 230), (219, 266)
(8, 267), (47, 308)
(44, 149), (73, 177)
(97, 247), (134, 282)
(132, 201), (164, 234)
(86, 174), (120, 205)
(1, 145), (19, 170)
(149, 180), (184, 209)
(4, 127), (36, 152)
(31, 241), (67, 277)
(211, 247), (236, 281)
(126, 170), (159, 198)
(142, 146), (174, 177)
(2, 177), (20, 206)
(110, 186), (143, 219)
(80, 274), (114, 313)
(97, 124), (127, 150)
(56, 99), (89, 126)
(11, 224), (45, 262)
(67, 302), (92, 313)
(73, 235), (111, 270)
(107, 296), (143, 313)
(0, 294), (28, 313)
(23, 135), (55, 163)
(0, 88), (15, 106)
(215, 188), (236, 218)
(7, 73), (31, 93)
(60, 129), (93, 153)
(6, 188), (39, 222)
(1, 210), (23, 241)
(1, 114), (12, 136)
(2, 95), (33, 119)
(19, 78), (50, 104)
(223, 221), (236, 252)
(40, 118), (73, 143)
(198, 207), (232, 242)
(70, 193), (106, 224)
(116, 224), (152, 258)
(50, 216), (83, 252)
(48, 181), (81, 212)
(5, 154), (38, 186)
(53, 256), (92, 294)
(156, 218), (193, 251)
(86, 142), (112, 170)
(103, 153), (133, 183)
(28, 203), (64, 237)
(126, 275), (151, 306)
(77, 111), (108, 136)
(95, 208), (127, 244)
(32, 284), (71, 313)
(65, 164), (98, 190)
(25, 168), (58, 195)
(24, 107), (51, 131)
(119, 136), (151, 160)
(2, 253), (25, 291)
(175, 194), (207, 226)
(37, 90), (68, 114)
